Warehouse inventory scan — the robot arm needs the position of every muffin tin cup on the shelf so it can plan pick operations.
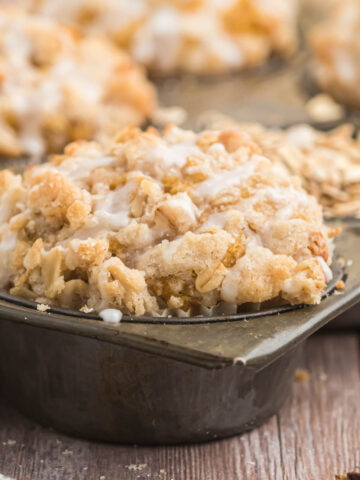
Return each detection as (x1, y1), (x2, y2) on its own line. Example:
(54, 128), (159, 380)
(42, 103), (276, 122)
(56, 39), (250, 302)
(0, 226), (358, 444)
(0, 317), (302, 444)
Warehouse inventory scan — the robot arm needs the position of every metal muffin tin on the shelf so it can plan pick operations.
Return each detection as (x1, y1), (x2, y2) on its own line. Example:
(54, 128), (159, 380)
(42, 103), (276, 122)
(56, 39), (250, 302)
(0, 224), (358, 444)
(1, 0), (360, 441)
(0, 77), (359, 443)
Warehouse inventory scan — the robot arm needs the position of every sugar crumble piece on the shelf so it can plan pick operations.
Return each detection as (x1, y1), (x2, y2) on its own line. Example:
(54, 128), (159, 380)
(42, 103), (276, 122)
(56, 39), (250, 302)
(294, 369), (309, 382)
(2, 440), (16, 446)
(125, 464), (147, 471)
(306, 94), (345, 123)
(37, 303), (50, 312)
(152, 107), (187, 127)
(62, 449), (73, 456)
(80, 305), (94, 313)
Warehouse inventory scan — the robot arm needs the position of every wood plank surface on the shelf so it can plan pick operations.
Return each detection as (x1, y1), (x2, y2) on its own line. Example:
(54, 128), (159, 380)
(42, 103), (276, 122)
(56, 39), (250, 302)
(0, 334), (359, 480)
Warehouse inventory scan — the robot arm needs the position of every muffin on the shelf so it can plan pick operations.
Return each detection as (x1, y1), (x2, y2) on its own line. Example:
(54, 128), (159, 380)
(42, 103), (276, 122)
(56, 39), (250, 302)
(0, 124), (336, 316)
(202, 114), (360, 218)
(13, 0), (298, 74)
(309, 0), (360, 108)
(0, 8), (156, 158)
(248, 123), (360, 218)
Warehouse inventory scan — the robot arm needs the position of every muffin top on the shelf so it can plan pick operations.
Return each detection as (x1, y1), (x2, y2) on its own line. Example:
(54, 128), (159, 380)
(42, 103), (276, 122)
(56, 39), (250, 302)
(0, 125), (336, 316)
(0, 8), (156, 158)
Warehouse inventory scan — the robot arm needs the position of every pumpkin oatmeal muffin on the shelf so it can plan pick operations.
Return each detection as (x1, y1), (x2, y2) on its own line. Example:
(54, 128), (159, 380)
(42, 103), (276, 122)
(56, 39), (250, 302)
(0, 8), (156, 158)
(14, 0), (298, 74)
(0, 124), (336, 316)
(251, 123), (360, 217)
(202, 113), (360, 218)
(309, 0), (360, 108)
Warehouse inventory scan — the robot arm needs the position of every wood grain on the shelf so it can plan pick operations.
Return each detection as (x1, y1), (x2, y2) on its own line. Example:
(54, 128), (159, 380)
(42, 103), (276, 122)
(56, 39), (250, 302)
(0, 334), (359, 480)
(279, 334), (360, 480)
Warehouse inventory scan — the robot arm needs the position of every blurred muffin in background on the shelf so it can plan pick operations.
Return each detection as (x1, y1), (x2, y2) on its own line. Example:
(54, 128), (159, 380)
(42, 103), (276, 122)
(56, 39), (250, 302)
(0, 8), (156, 158)
(201, 112), (360, 218)
(12, 0), (299, 74)
(309, 0), (360, 109)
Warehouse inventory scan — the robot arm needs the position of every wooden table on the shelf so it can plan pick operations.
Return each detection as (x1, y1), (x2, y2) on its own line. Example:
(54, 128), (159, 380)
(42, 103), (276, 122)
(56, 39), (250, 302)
(0, 333), (359, 480)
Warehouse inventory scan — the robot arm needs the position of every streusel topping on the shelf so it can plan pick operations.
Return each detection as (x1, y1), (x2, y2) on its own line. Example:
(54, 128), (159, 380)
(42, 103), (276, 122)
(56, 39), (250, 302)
(0, 125), (335, 315)
(0, 8), (156, 158)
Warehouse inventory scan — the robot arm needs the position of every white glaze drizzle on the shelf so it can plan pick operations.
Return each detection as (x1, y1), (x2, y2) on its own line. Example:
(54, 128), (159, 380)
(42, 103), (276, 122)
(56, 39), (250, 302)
(316, 256), (333, 283)
(99, 308), (123, 324)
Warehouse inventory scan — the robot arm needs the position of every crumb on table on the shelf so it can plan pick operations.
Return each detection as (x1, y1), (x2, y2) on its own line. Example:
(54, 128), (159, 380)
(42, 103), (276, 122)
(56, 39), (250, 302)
(37, 303), (50, 312)
(305, 94), (345, 123)
(295, 369), (310, 382)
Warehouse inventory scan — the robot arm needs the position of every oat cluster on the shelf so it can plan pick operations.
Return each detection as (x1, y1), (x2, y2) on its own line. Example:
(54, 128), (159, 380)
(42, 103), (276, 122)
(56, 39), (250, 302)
(309, 0), (360, 108)
(0, 8), (156, 158)
(14, 0), (298, 74)
(0, 125), (335, 315)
